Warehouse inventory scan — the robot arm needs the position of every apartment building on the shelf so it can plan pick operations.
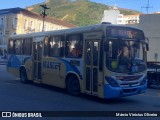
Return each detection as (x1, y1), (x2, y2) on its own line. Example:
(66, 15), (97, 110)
(0, 7), (75, 46)
(123, 14), (140, 24)
(101, 8), (140, 25)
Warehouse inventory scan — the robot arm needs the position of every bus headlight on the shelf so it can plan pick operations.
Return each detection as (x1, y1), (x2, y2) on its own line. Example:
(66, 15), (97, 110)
(140, 76), (147, 85)
(105, 77), (119, 87)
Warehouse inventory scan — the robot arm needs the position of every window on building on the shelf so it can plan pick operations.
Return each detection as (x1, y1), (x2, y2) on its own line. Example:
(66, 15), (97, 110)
(24, 19), (28, 30)
(44, 36), (65, 57)
(0, 18), (4, 25)
(13, 18), (18, 29)
(39, 23), (42, 32)
(30, 21), (34, 31)
(44, 25), (47, 31)
(52, 26), (55, 30)
(0, 32), (3, 37)
(65, 34), (83, 58)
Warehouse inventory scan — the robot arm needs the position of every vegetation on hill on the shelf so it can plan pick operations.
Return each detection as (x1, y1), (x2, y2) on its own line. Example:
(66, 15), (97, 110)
(28, 0), (140, 26)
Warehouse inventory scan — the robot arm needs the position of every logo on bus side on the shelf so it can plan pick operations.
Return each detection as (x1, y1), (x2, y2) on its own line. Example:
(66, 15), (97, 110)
(43, 61), (61, 70)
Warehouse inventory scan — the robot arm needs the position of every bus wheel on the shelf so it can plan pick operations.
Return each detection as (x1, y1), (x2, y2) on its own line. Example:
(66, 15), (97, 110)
(66, 76), (81, 96)
(20, 69), (28, 84)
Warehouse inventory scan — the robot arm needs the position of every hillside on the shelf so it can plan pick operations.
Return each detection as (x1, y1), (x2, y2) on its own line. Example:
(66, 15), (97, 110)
(27, 0), (140, 26)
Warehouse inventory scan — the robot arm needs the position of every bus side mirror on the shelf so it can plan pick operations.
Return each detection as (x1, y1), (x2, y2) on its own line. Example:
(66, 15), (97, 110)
(104, 41), (109, 52)
(146, 43), (149, 51)
(145, 37), (149, 51)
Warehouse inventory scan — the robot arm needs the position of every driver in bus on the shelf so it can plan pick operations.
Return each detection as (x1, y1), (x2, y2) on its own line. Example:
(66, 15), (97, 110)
(117, 46), (131, 71)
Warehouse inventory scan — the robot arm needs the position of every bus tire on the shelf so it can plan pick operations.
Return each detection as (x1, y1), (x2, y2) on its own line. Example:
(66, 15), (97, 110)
(66, 76), (81, 96)
(20, 69), (28, 84)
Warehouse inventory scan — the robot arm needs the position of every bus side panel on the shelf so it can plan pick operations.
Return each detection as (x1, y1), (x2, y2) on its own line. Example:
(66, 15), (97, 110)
(23, 58), (33, 80)
(41, 57), (83, 89)
(41, 57), (66, 88)
(7, 55), (22, 77)
(7, 67), (19, 77)
(97, 71), (105, 98)
(7, 55), (32, 78)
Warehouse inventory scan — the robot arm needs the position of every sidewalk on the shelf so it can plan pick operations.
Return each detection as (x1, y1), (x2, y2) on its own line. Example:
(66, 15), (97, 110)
(0, 61), (7, 65)
(0, 57), (7, 65)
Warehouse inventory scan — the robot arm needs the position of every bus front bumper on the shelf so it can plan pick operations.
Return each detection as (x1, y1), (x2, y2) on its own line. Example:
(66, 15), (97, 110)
(103, 83), (147, 99)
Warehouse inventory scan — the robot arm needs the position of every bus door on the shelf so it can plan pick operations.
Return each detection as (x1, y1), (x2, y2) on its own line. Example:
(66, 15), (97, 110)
(33, 39), (43, 81)
(84, 32), (103, 95)
(85, 40), (100, 94)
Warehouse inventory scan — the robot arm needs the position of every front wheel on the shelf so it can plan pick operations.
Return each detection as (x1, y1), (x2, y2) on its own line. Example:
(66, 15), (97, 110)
(66, 76), (81, 96)
(20, 69), (28, 83)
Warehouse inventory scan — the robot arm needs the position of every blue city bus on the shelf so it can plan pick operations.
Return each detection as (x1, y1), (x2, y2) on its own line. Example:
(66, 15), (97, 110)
(7, 23), (148, 99)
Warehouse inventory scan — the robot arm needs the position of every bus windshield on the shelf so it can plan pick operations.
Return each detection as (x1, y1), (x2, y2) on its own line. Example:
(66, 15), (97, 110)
(106, 39), (147, 73)
(106, 27), (147, 73)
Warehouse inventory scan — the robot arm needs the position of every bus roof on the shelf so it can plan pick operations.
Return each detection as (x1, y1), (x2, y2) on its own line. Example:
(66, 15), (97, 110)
(9, 23), (142, 40)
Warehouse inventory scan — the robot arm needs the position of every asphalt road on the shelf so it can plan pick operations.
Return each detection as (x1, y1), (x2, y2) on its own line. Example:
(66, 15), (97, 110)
(0, 65), (160, 120)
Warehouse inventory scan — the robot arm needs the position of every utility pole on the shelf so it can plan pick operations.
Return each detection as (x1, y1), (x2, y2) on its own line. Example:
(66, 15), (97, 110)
(141, 0), (153, 14)
(40, 4), (50, 31)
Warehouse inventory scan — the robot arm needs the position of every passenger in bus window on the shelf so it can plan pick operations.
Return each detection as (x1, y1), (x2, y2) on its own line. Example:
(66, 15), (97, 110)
(60, 41), (65, 57)
(53, 41), (59, 56)
(71, 48), (77, 57)
(86, 49), (91, 65)
(93, 46), (98, 66)
(76, 45), (82, 57)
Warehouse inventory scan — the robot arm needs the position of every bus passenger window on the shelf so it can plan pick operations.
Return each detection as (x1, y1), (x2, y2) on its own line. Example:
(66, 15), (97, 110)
(23, 38), (32, 55)
(8, 40), (15, 54)
(65, 34), (83, 58)
(86, 49), (91, 65)
(46, 36), (64, 57)
(44, 37), (49, 57)
(15, 39), (23, 55)
(53, 41), (59, 56)
(71, 48), (77, 57)
(60, 41), (65, 56)
(93, 45), (98, 66)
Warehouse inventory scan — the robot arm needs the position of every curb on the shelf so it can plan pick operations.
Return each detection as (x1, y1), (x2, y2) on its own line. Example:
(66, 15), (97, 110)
(0, 64), (6, 65)
(0, 62), (7, 65)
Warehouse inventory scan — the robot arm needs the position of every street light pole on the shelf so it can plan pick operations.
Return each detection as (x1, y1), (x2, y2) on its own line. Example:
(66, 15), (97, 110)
(40, 4), (50, 31)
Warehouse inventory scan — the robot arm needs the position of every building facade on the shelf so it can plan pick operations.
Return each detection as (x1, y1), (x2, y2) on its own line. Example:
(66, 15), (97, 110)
(101, 6), (125, 24)
(101, 7), (140, 25)
(0, 7), (75, 47)
(136, 14), (160, 62)
(123, 14), (140, 24)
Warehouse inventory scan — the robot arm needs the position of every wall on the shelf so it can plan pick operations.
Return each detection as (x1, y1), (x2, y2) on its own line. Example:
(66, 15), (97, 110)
(129, 14), (160, 62)
(138, 14), (160, 62)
